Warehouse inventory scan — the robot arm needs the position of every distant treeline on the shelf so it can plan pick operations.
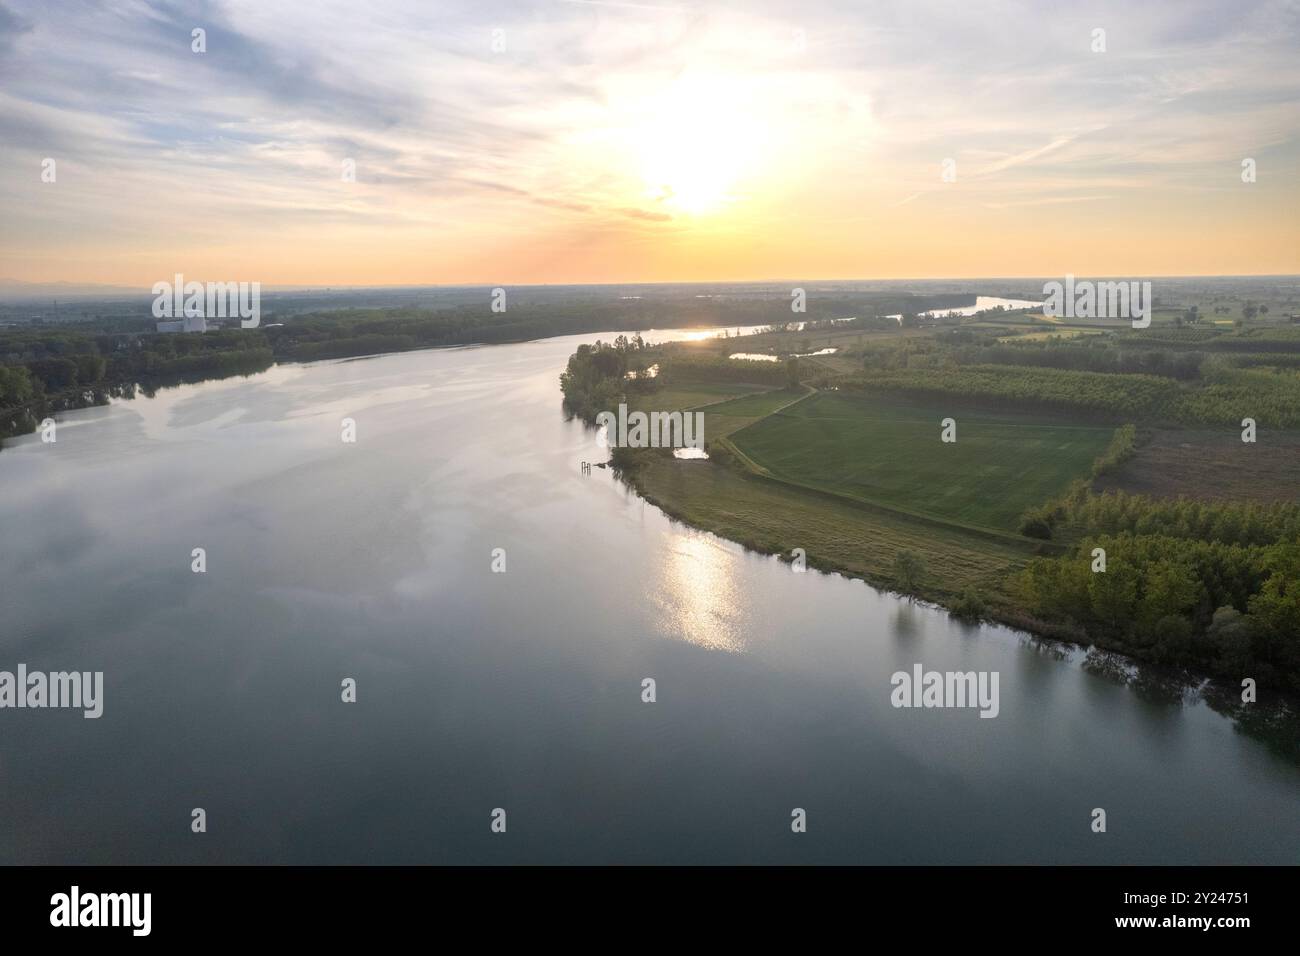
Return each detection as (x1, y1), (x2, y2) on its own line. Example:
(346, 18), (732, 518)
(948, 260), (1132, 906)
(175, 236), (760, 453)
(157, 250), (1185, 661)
(1, 290), (971, 443)
(835, 365), (1180, 421)
(1230, 352), (1300, 369)
(265, 291), (969, 360)
(0, 327), (273, 439)
(838, 340), (1300, 426)
(1125, 326), (1300, 352)
(955, 343), (1205, 380)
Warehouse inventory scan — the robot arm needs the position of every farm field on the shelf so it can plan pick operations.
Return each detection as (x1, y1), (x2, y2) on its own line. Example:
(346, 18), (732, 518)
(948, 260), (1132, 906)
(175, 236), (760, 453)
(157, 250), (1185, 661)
(696, 387), (806, 439)
(622, 381), (1041, 599)
(729, 392), (1115, 532)
(630, 383), (803, 437)
(1093, 427), (1300, 503)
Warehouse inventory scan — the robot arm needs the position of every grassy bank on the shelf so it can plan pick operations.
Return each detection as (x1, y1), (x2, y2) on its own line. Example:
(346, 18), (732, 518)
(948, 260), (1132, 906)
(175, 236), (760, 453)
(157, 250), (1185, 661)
(627, 450), (1046, 609)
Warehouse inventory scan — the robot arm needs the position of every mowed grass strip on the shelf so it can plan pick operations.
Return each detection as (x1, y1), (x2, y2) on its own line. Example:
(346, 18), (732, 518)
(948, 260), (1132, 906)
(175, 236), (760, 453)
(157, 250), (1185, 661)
(731, 392), (1113, 532)
(698, 387), (806, 439)
(628, 382), (771, 416)
(630, 383), (798, 440)
(632, 454), (1035, 602)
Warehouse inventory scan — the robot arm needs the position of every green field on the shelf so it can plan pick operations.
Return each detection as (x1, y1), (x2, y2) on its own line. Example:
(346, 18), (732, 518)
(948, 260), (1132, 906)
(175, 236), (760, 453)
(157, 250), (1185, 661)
(729, 392), (1114, 532)
(629, 383), (803, 440)
(632, 452), (1041, 603)
(627, 382), (771, 416)
(697, 387), (805, 439)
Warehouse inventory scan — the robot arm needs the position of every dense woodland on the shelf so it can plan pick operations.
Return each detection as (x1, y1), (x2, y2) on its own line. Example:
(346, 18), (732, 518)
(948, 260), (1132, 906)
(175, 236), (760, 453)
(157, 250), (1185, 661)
(1018, 532), (1299, 687)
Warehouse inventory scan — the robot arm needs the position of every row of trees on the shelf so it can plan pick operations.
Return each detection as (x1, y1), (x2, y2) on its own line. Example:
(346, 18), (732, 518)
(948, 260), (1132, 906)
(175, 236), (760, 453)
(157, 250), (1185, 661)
(1128, 325), (1300, 352)
(1059, 490), (1300, 547)
(1172, 367), (1300, 427)
(836, 356), (1300, 427)
(1090, 425), (1138, 478)
(839, 364), (1182, 420)
(955, 342), (1205, 380)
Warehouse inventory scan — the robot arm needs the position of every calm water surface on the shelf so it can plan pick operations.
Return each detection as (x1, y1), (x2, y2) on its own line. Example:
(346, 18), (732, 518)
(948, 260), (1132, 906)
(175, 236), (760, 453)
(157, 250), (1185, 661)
(1, 330), (1296, 863)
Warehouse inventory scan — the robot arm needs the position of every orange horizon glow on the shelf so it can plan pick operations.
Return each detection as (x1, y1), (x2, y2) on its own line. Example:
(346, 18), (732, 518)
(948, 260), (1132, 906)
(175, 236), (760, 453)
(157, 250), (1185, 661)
(3, 3), (1298, 288)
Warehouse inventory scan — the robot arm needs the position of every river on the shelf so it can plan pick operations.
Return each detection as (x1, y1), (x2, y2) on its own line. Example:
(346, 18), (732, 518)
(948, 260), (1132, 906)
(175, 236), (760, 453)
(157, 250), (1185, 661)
(0, 329), (1296, 863)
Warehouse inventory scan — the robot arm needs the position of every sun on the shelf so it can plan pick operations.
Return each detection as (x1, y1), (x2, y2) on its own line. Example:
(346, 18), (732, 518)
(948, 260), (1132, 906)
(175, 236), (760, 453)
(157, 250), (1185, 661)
(644, 142), (735, 215)
(631, 73), (760, 217)
(641, 119), (740, 215)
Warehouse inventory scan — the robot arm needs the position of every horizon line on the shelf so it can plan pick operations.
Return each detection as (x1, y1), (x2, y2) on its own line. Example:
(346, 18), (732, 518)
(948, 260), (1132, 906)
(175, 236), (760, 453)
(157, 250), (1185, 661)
(4, 272), (1299, 297)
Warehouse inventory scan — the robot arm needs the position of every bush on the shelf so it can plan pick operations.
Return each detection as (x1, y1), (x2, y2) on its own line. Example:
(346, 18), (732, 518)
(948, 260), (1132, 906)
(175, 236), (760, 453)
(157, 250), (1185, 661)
(1019, 514), (1054, 540)
(949, 588), (988, 622)
(892, 549), (928, 591)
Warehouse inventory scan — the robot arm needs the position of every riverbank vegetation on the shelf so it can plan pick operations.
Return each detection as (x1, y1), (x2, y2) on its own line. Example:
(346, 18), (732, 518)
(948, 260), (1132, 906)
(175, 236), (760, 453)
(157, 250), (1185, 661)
(7, 283), (1297, 688)
(560, 301), (1300, 690)
(4, 286), (939, 444)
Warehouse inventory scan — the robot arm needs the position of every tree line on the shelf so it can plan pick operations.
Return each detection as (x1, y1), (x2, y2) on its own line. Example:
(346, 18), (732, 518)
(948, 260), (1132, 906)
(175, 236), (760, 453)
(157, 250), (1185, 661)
(1018, 533), (1299, 690)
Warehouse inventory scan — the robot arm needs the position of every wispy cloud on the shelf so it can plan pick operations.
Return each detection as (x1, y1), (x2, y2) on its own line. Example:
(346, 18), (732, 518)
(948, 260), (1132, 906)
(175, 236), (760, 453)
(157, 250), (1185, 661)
(1, 0), (1297, 283)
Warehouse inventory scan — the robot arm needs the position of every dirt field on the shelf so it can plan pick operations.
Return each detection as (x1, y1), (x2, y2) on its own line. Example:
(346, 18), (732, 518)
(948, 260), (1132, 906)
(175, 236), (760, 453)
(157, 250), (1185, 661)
(1094, 427), (1300, 502)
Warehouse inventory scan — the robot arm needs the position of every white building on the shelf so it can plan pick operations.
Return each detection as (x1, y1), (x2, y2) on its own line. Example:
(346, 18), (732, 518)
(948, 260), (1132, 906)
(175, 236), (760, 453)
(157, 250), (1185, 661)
(156, 312), (208, 334)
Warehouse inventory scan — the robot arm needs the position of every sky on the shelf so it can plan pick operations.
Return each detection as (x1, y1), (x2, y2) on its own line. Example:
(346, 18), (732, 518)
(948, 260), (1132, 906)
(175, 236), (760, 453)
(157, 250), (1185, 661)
(1, 0), (1298, 287)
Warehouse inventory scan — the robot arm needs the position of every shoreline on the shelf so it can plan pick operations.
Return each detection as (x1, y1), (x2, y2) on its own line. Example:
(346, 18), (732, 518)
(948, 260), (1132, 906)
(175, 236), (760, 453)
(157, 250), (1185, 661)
(614, 448), (1297, 707)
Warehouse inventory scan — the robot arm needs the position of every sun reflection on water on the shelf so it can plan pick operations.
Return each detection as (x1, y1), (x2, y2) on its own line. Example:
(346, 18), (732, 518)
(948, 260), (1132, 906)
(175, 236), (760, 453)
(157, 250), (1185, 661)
(655, 530), (746, 652)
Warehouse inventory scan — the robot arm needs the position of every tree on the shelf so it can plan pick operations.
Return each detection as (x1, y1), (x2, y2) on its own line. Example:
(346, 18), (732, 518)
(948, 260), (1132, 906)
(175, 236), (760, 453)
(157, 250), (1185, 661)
(785, 357), (801, 389)
(1087, 557), (1138, 631)
(1205, 606), (1252, 672)
(893, 549), (927, 593)
(0, 366), (34, 406)
(1136, 559), (1202, 632)
(950, 587), (987, 622)
(1019, 512), (1053, 539)
(1246, 546), (1300, 687)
